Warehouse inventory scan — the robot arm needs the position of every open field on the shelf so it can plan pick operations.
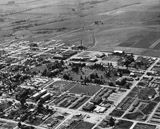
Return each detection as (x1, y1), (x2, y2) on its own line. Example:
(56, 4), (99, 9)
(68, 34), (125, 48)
(114, 120), (133, 129)
(0, 0), (160, 57)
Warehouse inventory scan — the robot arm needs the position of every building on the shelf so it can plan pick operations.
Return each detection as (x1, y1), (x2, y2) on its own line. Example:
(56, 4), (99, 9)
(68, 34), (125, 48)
(61, 50), (77, 59)
(94, 105), (106, 113)
(113, 50), (125, 55)
(39, 93), (50, 103)
(89, 57), (97, 62)
(90, 97), (102, 105)
(32, 89), (47, 101)
(116, 77), (127, 85)
(71, 57), (88, 62)
(83, 103), (96, 112)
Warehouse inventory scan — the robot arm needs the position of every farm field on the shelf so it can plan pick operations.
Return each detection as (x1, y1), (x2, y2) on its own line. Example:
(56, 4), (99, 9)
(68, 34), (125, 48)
(0, 0), (160, 57)
(119, 31), (160, 49)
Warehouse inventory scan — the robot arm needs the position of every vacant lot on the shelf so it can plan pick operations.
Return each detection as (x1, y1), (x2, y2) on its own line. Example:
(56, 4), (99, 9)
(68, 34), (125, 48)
(66, 120), (95, 129)
(133, 123), (156, 129)
(114, 120), (133, 129)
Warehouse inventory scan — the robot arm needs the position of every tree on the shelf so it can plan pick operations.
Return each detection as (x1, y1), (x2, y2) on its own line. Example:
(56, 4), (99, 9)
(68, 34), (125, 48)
(108, 81), (114, 86)
(60, 60), (64, 65)
(90, 73), (95, 79)
(42, 69), (47, 76)
(63, 74), (70, 80)
(72, 66), (79, 73)
(105, 71), (111, 78)
(20, 98), (26, 107)
(18, 121), (22, 128)
(37, 101), (44, 113)
(80, 75), (83, 80)
(95, 73), (99, 78)
(108, 117), (115, 126)
(126, 83), (130, 89)
(119, 72), (123, 77)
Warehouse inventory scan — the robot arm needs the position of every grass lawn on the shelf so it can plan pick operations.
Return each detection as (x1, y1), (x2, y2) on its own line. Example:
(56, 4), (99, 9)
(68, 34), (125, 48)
(0, 100), (13, 112)
(77, 51), (91, 57)
(114, 120), (133, 129)
(138, 87), (156, 101)
(47, 80), (76, 92)
(124, 112), (144, 120)
(109, 109), (125, 117)
(75, 121), (95, 129)
(69, 83), (101, 96)
(142, 102), (157, 115)
(50, 80), (70, 88)
(66, 120), (95, 129)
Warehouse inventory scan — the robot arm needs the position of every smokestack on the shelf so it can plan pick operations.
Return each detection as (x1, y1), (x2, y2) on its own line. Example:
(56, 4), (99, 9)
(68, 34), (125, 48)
(81, 40), (83, 46)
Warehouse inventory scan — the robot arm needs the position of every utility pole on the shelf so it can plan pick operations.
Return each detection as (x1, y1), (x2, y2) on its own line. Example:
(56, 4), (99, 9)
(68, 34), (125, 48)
(93, 32), (95, 45)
